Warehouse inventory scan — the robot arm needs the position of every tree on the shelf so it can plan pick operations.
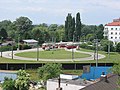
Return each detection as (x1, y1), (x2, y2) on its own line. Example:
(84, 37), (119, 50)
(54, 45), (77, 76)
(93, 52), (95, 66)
(65, 13), (74, 41)
(15, 70), (30, 90)
(96, 24), (104, 40)
(116, 42), (120, 53)
(100, 39), (115, 52)
(14, 16), (32, 40)
(86, 34), (94, 41)
(32, 26), (49, 44)
(76, 12), (81, 41)
(0, 28), (8, 39)
(111, 62), (120, 86)
(38, 63), (62, 82)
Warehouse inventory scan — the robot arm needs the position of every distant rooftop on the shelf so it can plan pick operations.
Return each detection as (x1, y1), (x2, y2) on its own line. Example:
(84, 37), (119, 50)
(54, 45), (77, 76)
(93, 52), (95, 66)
(23, 39), (38, 43)
(105, 18), (120, 26)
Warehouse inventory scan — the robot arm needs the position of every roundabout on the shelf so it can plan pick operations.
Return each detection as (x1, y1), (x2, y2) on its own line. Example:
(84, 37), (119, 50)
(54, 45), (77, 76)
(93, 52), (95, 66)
(1, 48), (106, 62)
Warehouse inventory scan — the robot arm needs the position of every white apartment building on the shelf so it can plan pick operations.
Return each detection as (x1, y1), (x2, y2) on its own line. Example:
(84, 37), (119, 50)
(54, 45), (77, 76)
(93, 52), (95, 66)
(104, 18), (120, 44)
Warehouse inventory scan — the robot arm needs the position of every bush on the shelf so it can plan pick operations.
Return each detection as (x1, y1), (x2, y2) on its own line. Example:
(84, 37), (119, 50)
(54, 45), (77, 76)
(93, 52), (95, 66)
(0, 45), (17, 52)
(2, 77), (16, 90)
(116, 42), (120, 53)
(19, 44), (32, 50)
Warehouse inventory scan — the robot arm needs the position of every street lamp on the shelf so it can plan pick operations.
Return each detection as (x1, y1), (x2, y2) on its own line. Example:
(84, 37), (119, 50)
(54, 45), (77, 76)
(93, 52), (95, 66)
(37, 38), (39, 61)
(72, 31), (75, 61)
(17, 34), (20, 50)
(11, 40), (14, 59)
(0, 37), (3, 57)
(94, 39), (98, 67)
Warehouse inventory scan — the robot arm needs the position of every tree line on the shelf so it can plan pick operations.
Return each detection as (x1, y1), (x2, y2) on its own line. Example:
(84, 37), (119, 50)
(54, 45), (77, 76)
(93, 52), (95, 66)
(0, 12), (104, 44)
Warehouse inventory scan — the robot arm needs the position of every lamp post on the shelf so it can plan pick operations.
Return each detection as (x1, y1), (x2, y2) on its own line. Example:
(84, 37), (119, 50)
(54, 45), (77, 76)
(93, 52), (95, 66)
(37, 38), (39, 61)
(72, 31), (75, 61)
(94, 39), (98, 67)
(17, 34), (20, 50)
(11, 40), (14, 59)
(0, 37), (3, 57)
(96, 39), (98, 67)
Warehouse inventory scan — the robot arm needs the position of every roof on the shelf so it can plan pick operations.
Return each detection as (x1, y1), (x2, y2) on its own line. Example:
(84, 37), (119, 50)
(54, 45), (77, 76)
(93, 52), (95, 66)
(81, 74), (118, 90)
(48, 78), (93, 86)
(105, 22), (120, 26)
(23, 39), (38, 43)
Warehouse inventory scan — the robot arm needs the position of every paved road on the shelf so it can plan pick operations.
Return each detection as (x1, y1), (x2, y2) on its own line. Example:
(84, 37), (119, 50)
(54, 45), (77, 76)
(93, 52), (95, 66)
(1, 48), (105, 62)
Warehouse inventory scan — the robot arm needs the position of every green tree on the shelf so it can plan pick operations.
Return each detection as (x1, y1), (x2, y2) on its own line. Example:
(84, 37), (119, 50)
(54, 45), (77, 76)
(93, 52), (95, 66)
(100, 39), (115, 52)
(111, 62), (120, 87)
(14, 16), (32, 40)
(86, 34), (94, 41)
(2, 77), (16, 90)
(96, 24), (104, 40)
(38, 63), (62, 82)
(76, 12), (81, 41)
(65, 13), (74, 41)
(15, 70), (30, 90)
(0, 28), (8, 39)
(116, 42), (120, 53)
(32, 26), (49, 44)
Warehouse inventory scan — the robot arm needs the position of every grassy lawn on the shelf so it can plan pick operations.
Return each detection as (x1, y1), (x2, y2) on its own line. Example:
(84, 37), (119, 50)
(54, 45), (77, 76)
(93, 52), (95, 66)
(15, 49), (91, 59)
(0, 48), (120, 63)
(79, 48), (120, 63)
(0, 57), (38, 63)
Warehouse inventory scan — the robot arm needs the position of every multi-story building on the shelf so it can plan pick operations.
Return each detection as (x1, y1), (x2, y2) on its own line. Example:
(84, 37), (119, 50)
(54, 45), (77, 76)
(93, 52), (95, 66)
(104, 18), (120, 44)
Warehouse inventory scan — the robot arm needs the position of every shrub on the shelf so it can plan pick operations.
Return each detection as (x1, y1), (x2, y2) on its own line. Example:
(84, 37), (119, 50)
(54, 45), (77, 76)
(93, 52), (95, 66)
(2, 77), (16, 90)
(0, 45), (17, 52)
(19, 44), (32, 50)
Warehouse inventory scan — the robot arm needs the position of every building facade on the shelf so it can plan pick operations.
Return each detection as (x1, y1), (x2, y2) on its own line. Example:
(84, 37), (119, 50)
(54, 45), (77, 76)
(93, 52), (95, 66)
(104, 18), (120, 44)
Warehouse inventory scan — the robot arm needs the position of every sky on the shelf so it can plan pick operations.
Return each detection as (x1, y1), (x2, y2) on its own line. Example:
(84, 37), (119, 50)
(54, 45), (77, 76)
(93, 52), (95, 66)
(0, 0), (120, 25)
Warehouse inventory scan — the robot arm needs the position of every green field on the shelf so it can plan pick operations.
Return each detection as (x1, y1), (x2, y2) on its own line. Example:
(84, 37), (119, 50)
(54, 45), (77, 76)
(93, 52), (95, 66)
(15, 49), (91, 59)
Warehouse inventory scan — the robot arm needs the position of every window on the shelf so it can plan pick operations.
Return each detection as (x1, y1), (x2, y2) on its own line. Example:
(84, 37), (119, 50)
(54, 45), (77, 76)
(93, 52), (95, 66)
(111, 37), (113, 39)
(119, 37), (120, 39)
(111, 32), (113, 34)
(115, 32), (117, 35)
(105, 28), (108, 30)
(115, 37), (117, 39)
(111, 28), (113, 30)
(116, 28), (117, 30)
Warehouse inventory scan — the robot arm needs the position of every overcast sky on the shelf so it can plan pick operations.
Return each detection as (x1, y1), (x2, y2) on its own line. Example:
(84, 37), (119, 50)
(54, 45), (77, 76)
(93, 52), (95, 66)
(0, 0), (120, 25)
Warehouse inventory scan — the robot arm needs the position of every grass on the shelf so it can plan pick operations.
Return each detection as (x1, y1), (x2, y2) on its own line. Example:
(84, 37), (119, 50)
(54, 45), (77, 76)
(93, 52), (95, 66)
(0, 48), (120, 63)
(78, 48), (120, 63)
(15, 49), (91, 59)
(0, 57), (37, 63)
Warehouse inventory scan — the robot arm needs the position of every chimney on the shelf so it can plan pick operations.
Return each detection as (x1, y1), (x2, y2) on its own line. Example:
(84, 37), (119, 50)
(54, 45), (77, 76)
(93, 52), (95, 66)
(100, 72), (108, 82)
(56, 76), (62, 90)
